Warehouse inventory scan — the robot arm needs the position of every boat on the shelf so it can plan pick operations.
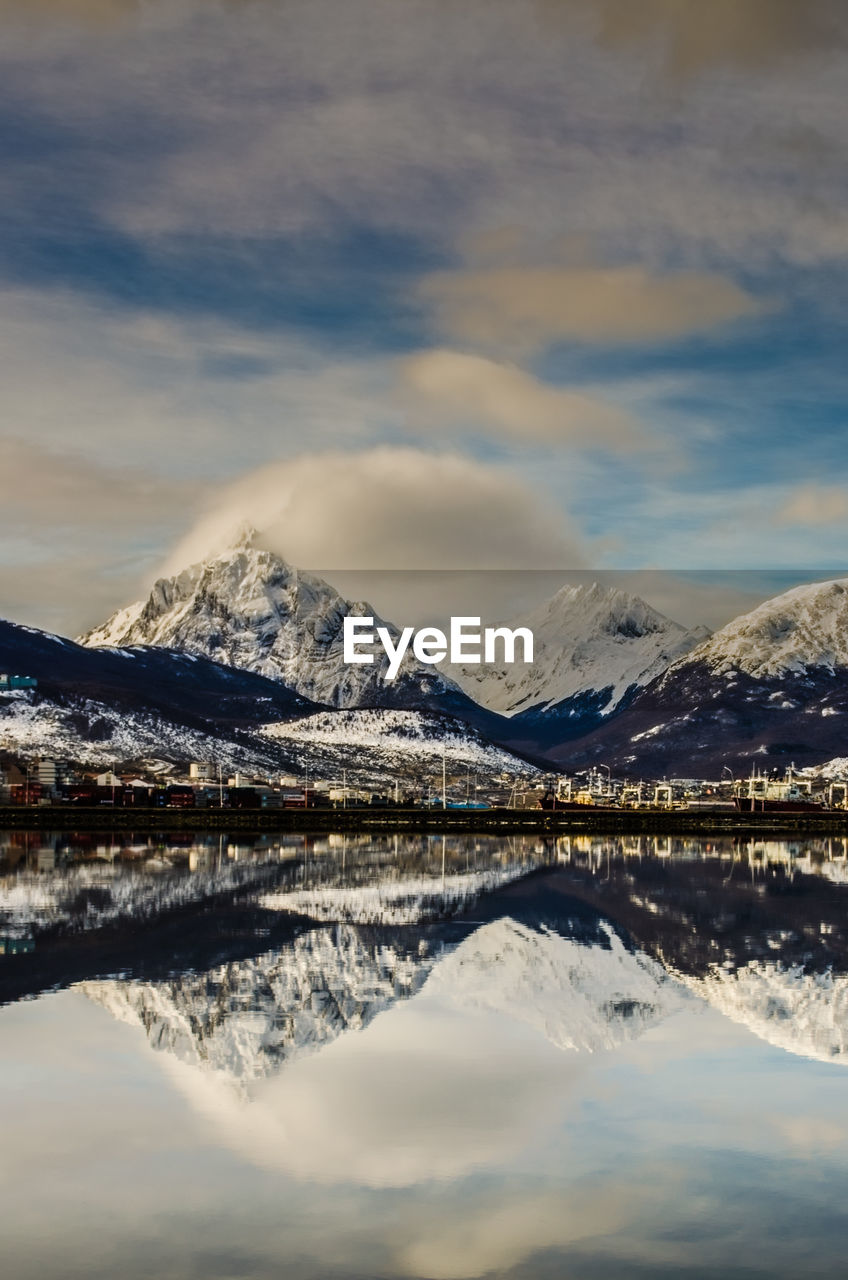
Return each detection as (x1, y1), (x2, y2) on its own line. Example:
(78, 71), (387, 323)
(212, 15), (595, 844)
(733, 768), (824, 814)
(539, 773), (618, 812)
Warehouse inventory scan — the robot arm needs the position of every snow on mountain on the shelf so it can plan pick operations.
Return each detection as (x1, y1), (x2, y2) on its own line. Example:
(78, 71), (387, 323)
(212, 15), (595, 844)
(82, 916), (688, 1089)
(552, 578), (848, 775)
(0, 850), (286, 943)
(80, 540), (712, 755)
(0, 613), (321, 768)
(260, 863), (539, 925)
(0, 686), (278, 771)
(671, 577), (848, 681)
(683, 961), (848, 1067)
(261, 707), (537, 776)
(80, 530), (460, 710)
(449, 582), (704, 720)
(83, 925), (437, 1088)
(807, 757), (848, 781)
(424, 917), (687, 1054)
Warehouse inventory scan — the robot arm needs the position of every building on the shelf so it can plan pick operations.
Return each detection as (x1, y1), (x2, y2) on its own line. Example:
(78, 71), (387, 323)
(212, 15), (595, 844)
(189, 762), (218, 782)
(0, 674), (37, 691)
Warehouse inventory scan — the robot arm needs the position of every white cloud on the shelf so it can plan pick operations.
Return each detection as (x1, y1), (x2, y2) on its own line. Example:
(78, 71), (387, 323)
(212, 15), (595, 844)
(6, 1), (846, 267)
(776, 483), (848, 527)
(399, 350), (647, 449)
(421, 264), (767, 353)
(162, 446), (587, 575)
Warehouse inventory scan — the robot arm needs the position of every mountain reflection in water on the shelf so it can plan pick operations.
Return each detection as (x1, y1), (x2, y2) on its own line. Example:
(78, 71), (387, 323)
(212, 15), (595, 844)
(2, 831), (848, 1280)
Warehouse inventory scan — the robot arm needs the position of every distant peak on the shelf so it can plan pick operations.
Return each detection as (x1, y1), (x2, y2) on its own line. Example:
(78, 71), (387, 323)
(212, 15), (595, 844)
(227, 521), (261, 552)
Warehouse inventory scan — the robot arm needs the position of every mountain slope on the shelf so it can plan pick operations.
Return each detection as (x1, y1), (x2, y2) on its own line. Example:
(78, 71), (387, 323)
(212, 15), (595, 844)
(690, 577), (848, 678)
(450, 582), (705, 741)
(552, 577), (848, 775)
(0, 616), (317, 768)
(81, 544), (709, 756)
(81, 531), (467, 713)
(0, 616), (536, 778)
(261, 707), (538, 778)
(83, 915), (686, 1089)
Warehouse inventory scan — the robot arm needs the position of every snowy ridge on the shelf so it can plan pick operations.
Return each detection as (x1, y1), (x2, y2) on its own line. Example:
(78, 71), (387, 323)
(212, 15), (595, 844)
(261, 708), (534, 773)
(449, 582), (704, 717)
(260, 864), (537, 925)
(424, 918), (687, 1053)
(0, 688), (275, 770)
(83, 925), (436, 1087)
(683, 961), (848, 1066)
(672, 577), (848, 680)
(81, 542), (706, 729)
(0, 855), (284, 941)
(84, 917), (688, 1088)
(80, 533), (459, 708)
(808, 757), (848, 780)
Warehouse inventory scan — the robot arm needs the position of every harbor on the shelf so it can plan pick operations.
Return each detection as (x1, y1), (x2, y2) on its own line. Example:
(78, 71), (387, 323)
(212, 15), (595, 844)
(3, 802), (848, 835)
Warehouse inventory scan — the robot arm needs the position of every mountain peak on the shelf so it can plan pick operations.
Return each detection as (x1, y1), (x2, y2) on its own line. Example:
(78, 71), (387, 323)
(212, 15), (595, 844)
(228, 520), (261, 552)
(679, 576), (848, 679)
(449, 580), (704, 719)
(79, 543), (459, 709)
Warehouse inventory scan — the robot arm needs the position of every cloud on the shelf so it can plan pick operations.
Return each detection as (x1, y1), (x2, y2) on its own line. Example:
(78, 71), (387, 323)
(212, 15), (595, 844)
(545, 0), (848, 80)
(162, 446), (586, 575)
(0, 437), (208, 633)
(399, 349), (647, 449)
(396, 1187), (635, 1279)
(0, 0), (134, 18)
(160, 997), (576, 1190)
(0, 437), (203, 530)
(421, 264), (767, 353)
(0, 286), (391, 474)
(776, 484), (848, 527)
(6, 0), (848, 271)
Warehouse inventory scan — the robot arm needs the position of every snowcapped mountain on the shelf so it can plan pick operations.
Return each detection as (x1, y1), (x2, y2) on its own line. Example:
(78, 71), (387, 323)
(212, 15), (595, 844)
(0, 614), (536, 778)
(683, 961), (848, 1067)
(260, 862), (540, 925)
(82, 915), (686, 1089)
(552, 577), (848, 775)
(423, 917), (685, 1055)
(449, 582), (705, 729)
(0, 615), (316, 770)
(81, 544), (708, 756)
(261, 707), (538, 780)
(83, 924), (436, 1088)
(683, 577), (848, 679)
(80, 529), (464, 713)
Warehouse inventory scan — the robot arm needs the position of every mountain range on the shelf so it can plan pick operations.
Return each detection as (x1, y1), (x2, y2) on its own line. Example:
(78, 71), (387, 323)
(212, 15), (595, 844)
(2, 529), (848, 777)
(555, 578), (848, 776)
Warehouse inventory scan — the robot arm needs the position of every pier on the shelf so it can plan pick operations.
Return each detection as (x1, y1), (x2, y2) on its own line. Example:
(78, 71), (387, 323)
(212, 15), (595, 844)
(2, 804), (848, 836)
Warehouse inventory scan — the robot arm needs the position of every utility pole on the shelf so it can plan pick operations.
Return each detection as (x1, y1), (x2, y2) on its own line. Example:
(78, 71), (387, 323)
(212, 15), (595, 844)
(442, 743), (447, 810)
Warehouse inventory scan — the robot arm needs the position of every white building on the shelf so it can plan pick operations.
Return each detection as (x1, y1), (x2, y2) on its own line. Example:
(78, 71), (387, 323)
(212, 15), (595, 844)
(189, 762), (217, 782)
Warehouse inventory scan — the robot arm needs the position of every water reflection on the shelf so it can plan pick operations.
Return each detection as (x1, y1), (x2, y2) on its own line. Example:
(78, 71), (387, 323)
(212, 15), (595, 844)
(2, 831), (848, 1278)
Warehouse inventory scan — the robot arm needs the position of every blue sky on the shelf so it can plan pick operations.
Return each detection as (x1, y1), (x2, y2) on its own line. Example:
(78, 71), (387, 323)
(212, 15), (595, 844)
(1, 0), (847, 632)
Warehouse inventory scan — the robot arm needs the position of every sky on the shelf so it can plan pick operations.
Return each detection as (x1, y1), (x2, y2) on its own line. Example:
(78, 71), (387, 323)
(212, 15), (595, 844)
(4, 958), (848, 1279)
(2, 0), (848, 634)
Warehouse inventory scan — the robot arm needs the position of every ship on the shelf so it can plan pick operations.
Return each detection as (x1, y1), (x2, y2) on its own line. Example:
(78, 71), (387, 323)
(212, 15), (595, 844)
(733, 768), (824, 814)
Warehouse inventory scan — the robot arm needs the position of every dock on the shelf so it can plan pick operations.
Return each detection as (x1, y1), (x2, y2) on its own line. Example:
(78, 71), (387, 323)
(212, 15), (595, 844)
(2, 804), (848, 836)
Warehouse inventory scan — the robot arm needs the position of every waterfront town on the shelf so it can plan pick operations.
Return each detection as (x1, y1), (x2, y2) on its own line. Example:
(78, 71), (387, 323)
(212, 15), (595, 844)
(1, 752), (847, 814)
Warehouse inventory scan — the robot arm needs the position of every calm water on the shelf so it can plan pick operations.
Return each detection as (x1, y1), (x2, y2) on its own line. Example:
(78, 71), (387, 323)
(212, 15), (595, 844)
(2, 830), (848, 1279)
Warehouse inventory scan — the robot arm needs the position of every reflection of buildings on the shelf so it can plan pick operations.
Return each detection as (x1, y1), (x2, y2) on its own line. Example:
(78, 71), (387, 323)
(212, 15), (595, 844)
(6, 832), (848, 1070)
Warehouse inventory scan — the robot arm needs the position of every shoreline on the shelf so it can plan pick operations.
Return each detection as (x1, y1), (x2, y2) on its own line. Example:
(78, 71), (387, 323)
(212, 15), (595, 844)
(2, 804), (848, 835)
